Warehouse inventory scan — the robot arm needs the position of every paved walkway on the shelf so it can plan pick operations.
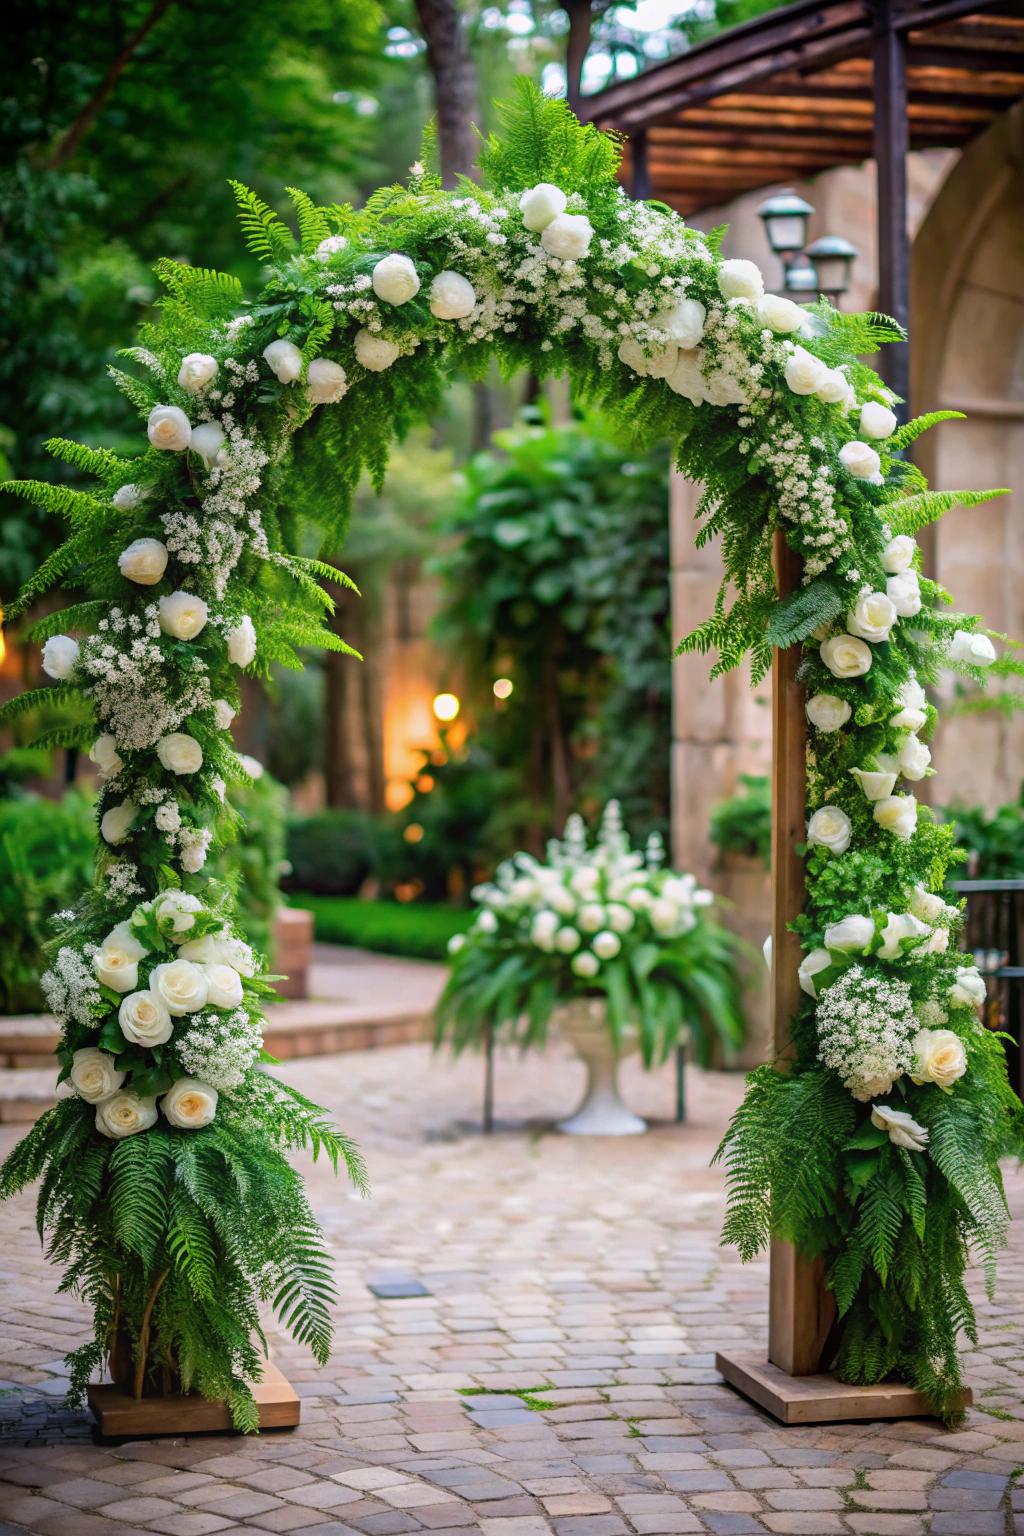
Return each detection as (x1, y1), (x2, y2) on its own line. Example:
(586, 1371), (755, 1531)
(1, 1041), (1023, 1536)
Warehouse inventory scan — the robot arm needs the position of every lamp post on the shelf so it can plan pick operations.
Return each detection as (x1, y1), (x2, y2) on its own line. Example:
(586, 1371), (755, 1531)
(804, 235), (858, 301)
(755, 190), (814, 290)
(757, 190), (858, 305)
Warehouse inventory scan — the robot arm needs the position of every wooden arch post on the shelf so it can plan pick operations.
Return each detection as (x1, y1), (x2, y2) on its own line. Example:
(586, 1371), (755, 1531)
(713, 535), (971, 1423)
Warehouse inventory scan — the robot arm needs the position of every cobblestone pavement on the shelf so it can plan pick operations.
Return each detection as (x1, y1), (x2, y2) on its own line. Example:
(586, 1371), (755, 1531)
(2, 1040), (1024, 1536)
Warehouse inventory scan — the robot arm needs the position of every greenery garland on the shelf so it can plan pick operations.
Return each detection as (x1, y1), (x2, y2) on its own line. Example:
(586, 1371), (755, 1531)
(1, 81), (1022, 1425)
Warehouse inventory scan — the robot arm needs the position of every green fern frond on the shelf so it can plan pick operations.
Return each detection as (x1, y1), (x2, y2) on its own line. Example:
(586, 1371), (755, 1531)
(767, 576), (845, 650)
(286, 188), (331, 253)
(156, 259), (245, 318)
(229, 181), (298, 262)
(42, 438), (119, 478)
(107, 366), (158, 414)
(0, 684), (87, 727)
(889, 410), (963, 450)
(886, 486), (1008, 536)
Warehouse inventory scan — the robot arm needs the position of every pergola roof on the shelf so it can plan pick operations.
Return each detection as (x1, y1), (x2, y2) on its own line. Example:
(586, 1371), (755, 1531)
(581, 0), (1024, 215)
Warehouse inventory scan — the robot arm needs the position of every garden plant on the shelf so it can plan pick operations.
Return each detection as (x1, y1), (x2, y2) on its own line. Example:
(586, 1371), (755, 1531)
(0, 82), (1020, 1425)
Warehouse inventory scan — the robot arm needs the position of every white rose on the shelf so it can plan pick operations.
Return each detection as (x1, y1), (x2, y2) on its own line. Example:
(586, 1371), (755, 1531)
(948, 629), (996, 667)
(839, 440), (882, 483)
(372, 253), (420, 304)
(203, 963), (244, 1008)
(572, 951), (601, 979)
(910, 1028), (967, 1090)
(70, 1048), (125, 1103)
(578, 903), (606, 934)
(617, 336), (678, 379)
(96, 1091), (158, 1140)
(354, 329), (401, 372)
(155, 733), (203, 775)
(179, 827), (212, 873)
(263, 339), (303, 383)
(757, 293), (804, 333)
(177, 353), (218, 393)
(910, 885), (951, 924)
(429, 271), (476, 320)
(190, 421), (226, 469)
(519, 183), (567, 231)
(806, 694), (852, 733)
(887, 571), (921, 618)
(447, 932), (466, 955)
(784, 346), (828, 396)
(897, 733), (931, 781)
(763, 934), (772, 972)
(798, 947), (833, 999)
(665, 348), (707, 406)
(118, 990), (173, 1047)
(949, 966), (986, 1010)
(627, 887), (652, 911)
(540, 213), (593, 261)
(238, 753), (264, 779)
(820, 633), (872, 678)
(873, 794), (918, 840)
(147, 405), (192, 452)
(176, 933), (217, 963)
(890, 675), (928, 729)
(154, 890), (203, 936)
(475, 909), (499, 934)
(100, 801), (138, 845)
(89, 734), (123, 779)
(305, 357), (348, 406)
(212, 698), (236, 731)
(877, 910), (931, 959)
(847, 591), (897, 644)
(870, 1104), (928, 1151)
(226, 615), (257, 666)
(653, 298), (706, 348)
(112, 483), (148, 510)
(159, 591), (209, 641)
(213, 932), (255, 976)
(806, 805), (852, 855)
(817, 368), (850, 404)
(550, 885), (578, 917)
(531, 910), (559, 951)
(881, 535), (917, 574)
(162, 1077), (219, 1130)
(606, 903), (635, 934)
(315, 234), (348, 261)
(555, 926), (581, 954)
(150, 959), (210, 1016)
(93, 947), (140, 997)
(860, 401), (898, 440)
(824, 914), (875, 953)
(117, 537), (168, 587)
(592, 930), (621, 960)
(42, 635), (80, 679)
(926, 926), (950, 954)
(850, 765), (898, 801)
(718, 258), (763, 302)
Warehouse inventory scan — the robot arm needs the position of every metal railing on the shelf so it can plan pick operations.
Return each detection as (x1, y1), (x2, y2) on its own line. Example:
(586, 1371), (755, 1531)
(950, 879), (1024, 1098)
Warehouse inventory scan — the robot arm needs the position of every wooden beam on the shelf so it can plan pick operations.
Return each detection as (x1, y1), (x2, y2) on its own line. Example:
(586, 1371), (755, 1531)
(875, 0), (911, 417)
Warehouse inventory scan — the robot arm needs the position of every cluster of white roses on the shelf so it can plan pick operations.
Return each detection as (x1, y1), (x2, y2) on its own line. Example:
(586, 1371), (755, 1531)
(450, 801), (712, 982)
(57, 889), (258, 1140)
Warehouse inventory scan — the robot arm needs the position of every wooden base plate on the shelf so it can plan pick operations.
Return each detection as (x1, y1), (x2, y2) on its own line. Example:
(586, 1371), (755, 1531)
(87, 1359), (300, 1436)
(716, 1350), (972, 1425)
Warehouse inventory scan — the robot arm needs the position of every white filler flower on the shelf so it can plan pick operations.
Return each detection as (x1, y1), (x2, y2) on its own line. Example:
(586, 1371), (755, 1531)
(315, 234), (348, 260)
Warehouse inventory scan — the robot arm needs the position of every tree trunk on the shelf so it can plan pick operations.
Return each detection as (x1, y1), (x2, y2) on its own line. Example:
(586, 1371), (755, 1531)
(543, 646), (572, 834)
(412, 0), (479, 186)
(324, 571), (361, 809)
(48, 0), (175, 168)
(565, 0), (593, 118)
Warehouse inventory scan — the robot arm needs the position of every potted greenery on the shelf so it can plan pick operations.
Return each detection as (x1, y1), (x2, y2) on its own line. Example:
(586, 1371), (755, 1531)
(436, 802), (745, 1133)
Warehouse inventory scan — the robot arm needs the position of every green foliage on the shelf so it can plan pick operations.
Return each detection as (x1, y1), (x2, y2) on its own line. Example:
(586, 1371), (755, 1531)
(478, 78), (623, 201)
(941, 782), (1024, 880)
(211, 767), (289, 952)
(886, 486), (1009, 537)
(299, 895), (474, 960)
(709, 775), (771, 867)
(766, 577), (845, 650)
(285, 811), (376, 897)
(0, 791), (95, 1013)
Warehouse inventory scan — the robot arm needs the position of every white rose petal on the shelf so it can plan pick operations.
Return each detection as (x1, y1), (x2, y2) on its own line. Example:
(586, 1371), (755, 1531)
(162, 1077), (219, 1130)
(150, 959), (210, 1016)
(850, 766), (898, 801)
(42, 635), (80, 680)
(824, 914), (875, 953)
(653, 298), (707, 348)
(263, 339), (303, 383)
(315, 234), (348, 261)
(226, 615), (257, 667)
(147, 404), (192, 452)
(447, 933), (466, 955)
(847, 591), (897, 644)
(519, 183), (567, 231)
(807, 805), (853, 856)
(203, 962), (244, 1009)
(873, 794), (918, 840)
(839, 440), (882, 483)
(820, 633), (872, 678)
(784, 346), (828, 396)
(571, 950), (601, 979)
(354, 329), (401, 372)
(177, 353), (218, 393)
(860, 401), (898, 439)
(156, 733), (203, 775)
(817, 368), (851, 404)
(118, 537), (168, 586)
(70, 1048), (125, 1104)
(665, 348), (707, 406)
(877, 910), (931, 959)
(798, 947), (833, 999)
(541, 213), (594, 261)
(429, 271), (477, 320)
(112, 483), (148, 510)
(212, 698), (236, 731)
(96, 1090), (158, 1139)
(758, 293), (804, 333)
(372, 253), (420, 305)
(578, 903), (606, 934)
(159, 590), (209, 641)
(305, 358), (348, 406)
(949, 966), (987, 1010)
(897, 733), (931, 781)
(214, 932), (255, 976)
(100, 801), (138, 845)
(718, 259), (763, 302)
(870, 1104), (928, 1151)
(89, 734), (123, 779)
(118, 989), (173, 1047)
(881, 535), (917, 574)
(910, 1027), (967, 1090)
(153, 890), (202, 937)
(806, 694), (852, 732)
(887, 570), (921, 617)
(910, 885), (952, 924)
(475, 909), (499, 934)
(948, 629), (996, 667)
(190, 421), (226, 469)
(617, 336), (678, 379)
(592, 930), (621, 960)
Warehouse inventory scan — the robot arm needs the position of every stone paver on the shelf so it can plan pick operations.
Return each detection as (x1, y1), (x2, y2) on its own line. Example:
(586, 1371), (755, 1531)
(1, 1039), (1023, 1536)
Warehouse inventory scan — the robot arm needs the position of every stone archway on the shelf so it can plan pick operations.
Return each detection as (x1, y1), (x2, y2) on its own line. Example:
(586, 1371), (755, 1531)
(913, 100), (1024, 810)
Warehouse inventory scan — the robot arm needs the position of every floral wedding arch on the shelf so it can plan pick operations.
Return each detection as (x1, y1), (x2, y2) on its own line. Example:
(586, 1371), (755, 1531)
(1, 84), (1021, 1426)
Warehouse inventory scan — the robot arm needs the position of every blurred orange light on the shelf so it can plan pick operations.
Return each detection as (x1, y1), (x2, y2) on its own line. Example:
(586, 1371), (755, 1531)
(385, 780), (414, 812)
(433, 692), (460, 722)
(415, 774), (435, 793)
(403, 823), (424, 843)
(493, 677), (513, 699)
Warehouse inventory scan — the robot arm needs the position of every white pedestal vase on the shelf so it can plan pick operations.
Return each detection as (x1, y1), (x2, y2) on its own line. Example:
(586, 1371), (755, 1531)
(554, 998), (646, 1136)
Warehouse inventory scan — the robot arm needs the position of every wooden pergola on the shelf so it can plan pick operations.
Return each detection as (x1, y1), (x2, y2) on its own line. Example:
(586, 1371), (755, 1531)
(582, 0), (1024, 405)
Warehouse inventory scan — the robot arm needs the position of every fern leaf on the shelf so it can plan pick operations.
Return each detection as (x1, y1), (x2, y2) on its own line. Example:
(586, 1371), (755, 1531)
(0, 685), (86, 727)
(767, 576), (845, 650)
(888, 410), (963, 450)
(107, 366), (157, 414)
(886, 486), (1009, 537)
(286, 188), (331, 253)
(42, 438), (119, 478)
(229, 181), (297, 262)
(156, 259), (245, 317)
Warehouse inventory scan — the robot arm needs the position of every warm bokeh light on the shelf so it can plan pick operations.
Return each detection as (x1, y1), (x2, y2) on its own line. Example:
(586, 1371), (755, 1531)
(493, 677), (513, 699)
(415, 774), (435, 793)
(433, 692), (460, 722)
(403, 823), (424, 844)
(385, 780), (414, 812)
